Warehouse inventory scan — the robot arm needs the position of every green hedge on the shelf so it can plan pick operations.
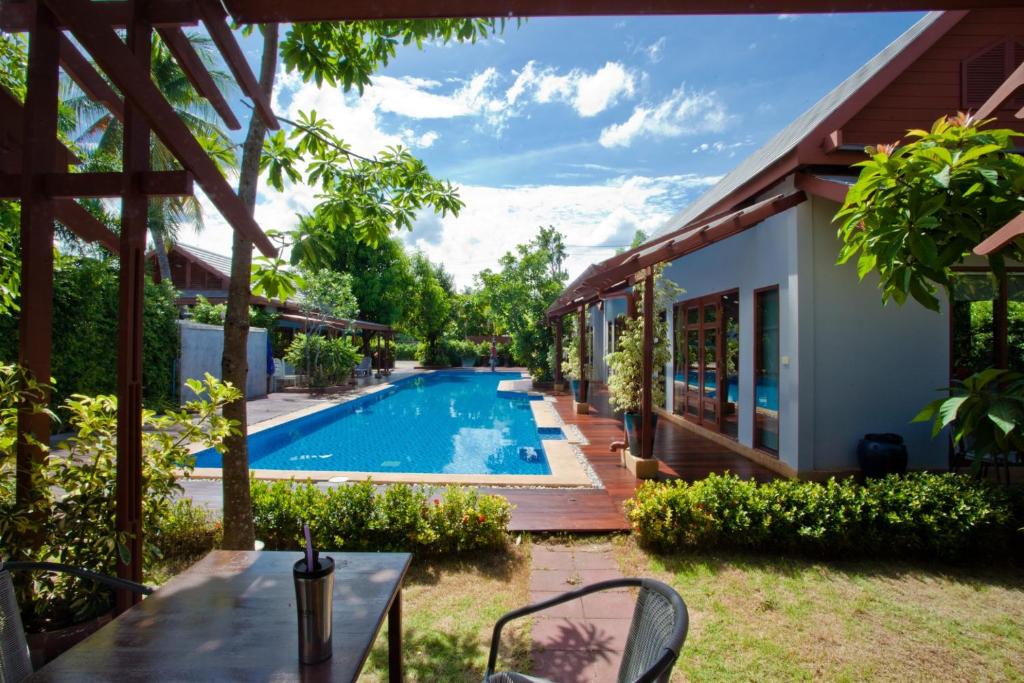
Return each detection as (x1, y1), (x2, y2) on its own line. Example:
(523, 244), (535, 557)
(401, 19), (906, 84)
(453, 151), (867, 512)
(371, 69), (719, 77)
(394, 342), (419, 360)
(626, 473), (1021, 560)
(251, 480), (513, 555)
(0, 256), (179, 411)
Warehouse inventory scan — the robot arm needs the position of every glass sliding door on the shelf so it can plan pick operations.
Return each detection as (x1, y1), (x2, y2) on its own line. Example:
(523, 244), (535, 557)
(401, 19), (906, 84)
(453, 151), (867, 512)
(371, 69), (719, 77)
(951, 272), (1024, 379)
(755, 287), (780, 454)
(672, 290), (739, 435)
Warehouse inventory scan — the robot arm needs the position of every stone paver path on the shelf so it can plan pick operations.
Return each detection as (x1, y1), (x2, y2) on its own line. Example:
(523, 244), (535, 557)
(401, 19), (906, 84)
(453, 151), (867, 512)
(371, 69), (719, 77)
(527, 544), (635, 682)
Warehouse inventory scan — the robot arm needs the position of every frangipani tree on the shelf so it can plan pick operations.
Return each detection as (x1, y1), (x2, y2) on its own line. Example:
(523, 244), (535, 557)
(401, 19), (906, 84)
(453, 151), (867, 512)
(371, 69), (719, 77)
(835, 113), (1024, 465)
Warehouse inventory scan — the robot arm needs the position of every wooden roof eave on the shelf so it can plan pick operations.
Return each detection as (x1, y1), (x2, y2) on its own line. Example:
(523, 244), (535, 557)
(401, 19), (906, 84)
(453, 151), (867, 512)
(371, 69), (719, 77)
(547, 191), (807, 319)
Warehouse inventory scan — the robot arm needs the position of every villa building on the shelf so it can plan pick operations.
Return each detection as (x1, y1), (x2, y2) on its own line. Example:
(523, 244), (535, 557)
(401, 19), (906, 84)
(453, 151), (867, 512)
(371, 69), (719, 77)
(556, 9), (1024, 478)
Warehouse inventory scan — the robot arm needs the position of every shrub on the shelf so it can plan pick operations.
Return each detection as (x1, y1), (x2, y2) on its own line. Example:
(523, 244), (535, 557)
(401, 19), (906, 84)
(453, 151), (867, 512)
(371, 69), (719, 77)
(394, 342), (419, 361)
(251, 480), (513, 555)
(446, 339), (481, 366)
(284, 334), (362, 387)
(152, 499), (223, 564)
(625, 472), (1019, 560)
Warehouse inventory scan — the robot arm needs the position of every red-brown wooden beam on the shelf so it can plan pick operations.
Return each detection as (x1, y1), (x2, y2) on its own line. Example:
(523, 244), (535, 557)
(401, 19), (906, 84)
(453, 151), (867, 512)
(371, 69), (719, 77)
(794, 172), (850, 204)
(975, 60), (1024, 120)
(53, 198), (120, 251)
(975, 212), (1024, 256)
(47, 0), (277, 256)
(0, 0), (199, 31)
(640, 271), (654, 460)
(59, 36), (124, 123)
(15, 0), (59, 524)
(577, 306), (588, 404)
(553, 315), (563, 385)
(223, 0), (1023, 22)
(0, 87), (80, 168)
(196, 0), (277, 130)
(156, 26), (242, 130)
(0, 171), (193, 198)
(114, 0), (149, 613)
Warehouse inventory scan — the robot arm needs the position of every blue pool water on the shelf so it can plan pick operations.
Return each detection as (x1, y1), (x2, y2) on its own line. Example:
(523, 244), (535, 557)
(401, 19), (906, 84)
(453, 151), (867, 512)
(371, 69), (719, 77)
(194, 371), (555, 475)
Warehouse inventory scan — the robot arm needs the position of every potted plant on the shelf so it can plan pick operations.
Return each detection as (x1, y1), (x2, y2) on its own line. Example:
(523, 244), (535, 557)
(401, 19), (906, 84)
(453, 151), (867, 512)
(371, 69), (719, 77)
(605, 267), (679, 462)
(0, 368), (240, 666)
(561, 330), (587, 403)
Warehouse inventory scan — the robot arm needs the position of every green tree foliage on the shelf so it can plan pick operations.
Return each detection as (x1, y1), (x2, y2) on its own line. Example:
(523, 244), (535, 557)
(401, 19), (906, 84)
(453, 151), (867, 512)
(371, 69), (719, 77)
(404, 253), (452, 365)
(283, 334), (362, 388)
(298, 268), (359, 324)
(190, 295), (227, 325)
(479, 226), (568, 380)
(451, 288), (490, 338)
(836, 114), (1024, 311)
(0, 256), (179, 411)
(290, 214), (413, 325)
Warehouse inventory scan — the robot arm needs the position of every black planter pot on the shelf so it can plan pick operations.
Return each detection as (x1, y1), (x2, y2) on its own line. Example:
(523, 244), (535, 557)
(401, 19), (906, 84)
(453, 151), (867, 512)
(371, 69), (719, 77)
(624, 412), (658, 456)
(857, 433), (908, 478)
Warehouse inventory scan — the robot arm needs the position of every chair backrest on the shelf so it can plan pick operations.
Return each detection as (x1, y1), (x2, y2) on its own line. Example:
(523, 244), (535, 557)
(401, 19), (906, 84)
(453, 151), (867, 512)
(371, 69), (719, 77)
(273, 358), (285, 376)
(617, 579), (689, 683)
(358, 356), (371, 370)
(0, 568), (32, 683)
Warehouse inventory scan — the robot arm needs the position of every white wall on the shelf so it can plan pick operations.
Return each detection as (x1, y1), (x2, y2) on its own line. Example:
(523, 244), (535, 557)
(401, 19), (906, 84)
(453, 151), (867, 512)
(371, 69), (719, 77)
(178, 321), (268, 403)
(662, 184), (806, 473)
(807, 196), (949, 470)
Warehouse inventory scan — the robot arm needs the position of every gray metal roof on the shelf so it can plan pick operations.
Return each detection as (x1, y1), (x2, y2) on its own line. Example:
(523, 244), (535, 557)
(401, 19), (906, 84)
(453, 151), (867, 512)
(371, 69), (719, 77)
(177, 242), (233, 278)
(650, 11), (944, 239)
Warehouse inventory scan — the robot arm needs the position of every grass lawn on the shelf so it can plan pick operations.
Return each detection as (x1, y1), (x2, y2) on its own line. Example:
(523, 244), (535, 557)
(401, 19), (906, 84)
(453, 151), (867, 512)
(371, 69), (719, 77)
(611, 536), (1024, 682)
(359, 543), (533, 681)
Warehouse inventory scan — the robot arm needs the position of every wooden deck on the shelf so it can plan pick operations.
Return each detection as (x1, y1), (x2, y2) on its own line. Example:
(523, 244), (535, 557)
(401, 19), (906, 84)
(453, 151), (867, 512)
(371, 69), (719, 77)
(504, 384), (779, 533)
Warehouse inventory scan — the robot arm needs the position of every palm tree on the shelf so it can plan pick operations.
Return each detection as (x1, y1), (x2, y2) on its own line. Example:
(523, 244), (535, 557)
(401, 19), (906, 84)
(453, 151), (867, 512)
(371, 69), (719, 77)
(66, 33), (237, 280)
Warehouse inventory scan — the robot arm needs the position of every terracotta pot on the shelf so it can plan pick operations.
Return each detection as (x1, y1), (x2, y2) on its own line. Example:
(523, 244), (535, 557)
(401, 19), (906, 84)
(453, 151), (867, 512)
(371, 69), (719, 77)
(26, 611), (112, 668)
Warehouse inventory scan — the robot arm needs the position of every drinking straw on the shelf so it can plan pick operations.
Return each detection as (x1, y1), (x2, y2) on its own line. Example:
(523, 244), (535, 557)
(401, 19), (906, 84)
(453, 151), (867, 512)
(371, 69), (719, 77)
(303, 523), (314, 571)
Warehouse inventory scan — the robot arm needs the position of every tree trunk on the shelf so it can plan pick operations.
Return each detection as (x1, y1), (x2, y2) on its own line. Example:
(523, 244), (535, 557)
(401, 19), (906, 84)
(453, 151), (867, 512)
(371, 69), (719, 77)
(151, 227), (172, 282)
(220, 24), (278, 551)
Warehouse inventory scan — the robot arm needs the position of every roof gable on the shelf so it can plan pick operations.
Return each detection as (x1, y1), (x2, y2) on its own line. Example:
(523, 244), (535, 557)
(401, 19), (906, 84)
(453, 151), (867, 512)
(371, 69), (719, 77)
(651, 10), (965, 239)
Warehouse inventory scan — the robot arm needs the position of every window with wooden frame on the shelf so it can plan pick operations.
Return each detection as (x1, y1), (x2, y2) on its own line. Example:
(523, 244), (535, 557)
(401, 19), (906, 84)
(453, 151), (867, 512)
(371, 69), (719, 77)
(754, 286), (780, 455)
(961, 36), (1024, 110)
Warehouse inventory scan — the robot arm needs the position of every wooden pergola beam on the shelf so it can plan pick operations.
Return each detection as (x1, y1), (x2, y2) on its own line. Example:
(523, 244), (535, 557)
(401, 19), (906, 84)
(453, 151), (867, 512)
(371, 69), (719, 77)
(0, 87), (79, 168)
(47, 0), (277, 256)
(640, 271), (654, 459)
(53, 199), (120, 251)
(196, 0), (277, 130)
(0, 0), (200, 31)
(975, 212), (1024, 255)
(0, 171), (193, 198)
(223, 0), (1024, 22)
(156, 26), (242, 131)
(59, 36), (124, 123)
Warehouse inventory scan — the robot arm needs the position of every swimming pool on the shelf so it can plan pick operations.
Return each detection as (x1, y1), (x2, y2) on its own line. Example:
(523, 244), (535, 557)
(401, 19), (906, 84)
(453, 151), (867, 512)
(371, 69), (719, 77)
(193, 371), (558, 476)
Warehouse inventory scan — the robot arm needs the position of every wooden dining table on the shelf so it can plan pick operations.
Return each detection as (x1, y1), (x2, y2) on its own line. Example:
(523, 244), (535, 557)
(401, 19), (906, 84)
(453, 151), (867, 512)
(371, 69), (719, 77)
(29, 550), (411, 682)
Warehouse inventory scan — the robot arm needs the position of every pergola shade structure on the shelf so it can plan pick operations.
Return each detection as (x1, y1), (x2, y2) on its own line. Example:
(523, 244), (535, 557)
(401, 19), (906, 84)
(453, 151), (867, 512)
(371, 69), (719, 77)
(4, 0), (1021, 612)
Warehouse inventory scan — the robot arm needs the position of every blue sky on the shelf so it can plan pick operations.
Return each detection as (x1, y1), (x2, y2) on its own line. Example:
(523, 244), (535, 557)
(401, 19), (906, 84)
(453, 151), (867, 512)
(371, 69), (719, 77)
(197, 12), (928, 288)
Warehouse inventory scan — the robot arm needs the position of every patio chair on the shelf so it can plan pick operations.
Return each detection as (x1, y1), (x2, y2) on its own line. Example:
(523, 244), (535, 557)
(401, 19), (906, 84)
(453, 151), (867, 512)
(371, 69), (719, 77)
(1, 560), (152, 683)
(484, 578), (688, 683)
(353, 356), (372, 378)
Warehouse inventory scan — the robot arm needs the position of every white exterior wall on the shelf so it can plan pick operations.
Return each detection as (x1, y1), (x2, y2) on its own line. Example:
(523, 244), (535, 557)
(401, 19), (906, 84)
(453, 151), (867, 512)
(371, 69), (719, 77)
(178, 321), (268, 402)
(662, 184), (806, 473)
(807, 196), (949, 471)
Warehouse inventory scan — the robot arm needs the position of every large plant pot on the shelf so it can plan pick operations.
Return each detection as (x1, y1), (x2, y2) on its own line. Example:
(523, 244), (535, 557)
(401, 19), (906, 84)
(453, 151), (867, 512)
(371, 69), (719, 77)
(570, 379), (580, 401)
(624, 412), (658, 457)
(857, 433), (908, 478)
(461, 356), (476, 368)
(26, 611), (113, 668)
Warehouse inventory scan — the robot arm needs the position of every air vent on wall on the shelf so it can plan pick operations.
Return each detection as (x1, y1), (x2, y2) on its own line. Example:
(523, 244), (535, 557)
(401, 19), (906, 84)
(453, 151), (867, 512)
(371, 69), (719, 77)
(961, 37), (1024, 110)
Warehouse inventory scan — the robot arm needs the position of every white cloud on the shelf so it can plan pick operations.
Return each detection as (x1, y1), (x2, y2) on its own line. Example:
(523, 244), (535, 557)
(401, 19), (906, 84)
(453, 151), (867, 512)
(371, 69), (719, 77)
(643, 37), (667, 64)
(777, 14), (799, 21)
(405, 173), (722, 287)
(690, 139), (750, 157)
(599, 86), (731, 148)
(506, 60), (637, 118)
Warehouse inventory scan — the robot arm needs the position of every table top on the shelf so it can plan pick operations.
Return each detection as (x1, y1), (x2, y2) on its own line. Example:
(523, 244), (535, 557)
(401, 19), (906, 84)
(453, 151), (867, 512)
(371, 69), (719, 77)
(30, 550), (412, 682)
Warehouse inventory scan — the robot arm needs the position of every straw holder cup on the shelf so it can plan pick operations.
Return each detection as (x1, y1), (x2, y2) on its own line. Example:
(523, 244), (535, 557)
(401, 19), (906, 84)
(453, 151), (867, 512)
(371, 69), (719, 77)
(293, 555), (335, 664)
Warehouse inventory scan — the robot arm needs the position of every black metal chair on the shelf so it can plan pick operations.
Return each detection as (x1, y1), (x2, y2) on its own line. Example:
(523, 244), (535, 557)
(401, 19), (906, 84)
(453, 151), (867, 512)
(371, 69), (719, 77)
(484, 578), (689, 683)
(0, 560), (152, 683)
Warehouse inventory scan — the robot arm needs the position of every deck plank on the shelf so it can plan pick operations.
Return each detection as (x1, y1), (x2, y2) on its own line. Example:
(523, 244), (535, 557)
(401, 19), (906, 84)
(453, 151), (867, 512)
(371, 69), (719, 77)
(503, 384), (779, 533)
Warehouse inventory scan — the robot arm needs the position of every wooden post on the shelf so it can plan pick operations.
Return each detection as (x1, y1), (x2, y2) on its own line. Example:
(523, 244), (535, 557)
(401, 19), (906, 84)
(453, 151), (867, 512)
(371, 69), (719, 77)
(554, 316), (563, 387)
(115, 0), (151, 612)
(375, 332), (381, 378)
(15, 1), (60, 519)
(627, 291), (637, 319)
(995, 273), (1009, 369)
(641, 272), (654, 459)
(578, 306), (588, 405)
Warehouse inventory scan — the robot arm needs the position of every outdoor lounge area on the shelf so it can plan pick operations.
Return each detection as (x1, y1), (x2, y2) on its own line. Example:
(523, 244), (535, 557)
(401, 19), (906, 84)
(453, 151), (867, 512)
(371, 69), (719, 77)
(2, 0), (1024, 681)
